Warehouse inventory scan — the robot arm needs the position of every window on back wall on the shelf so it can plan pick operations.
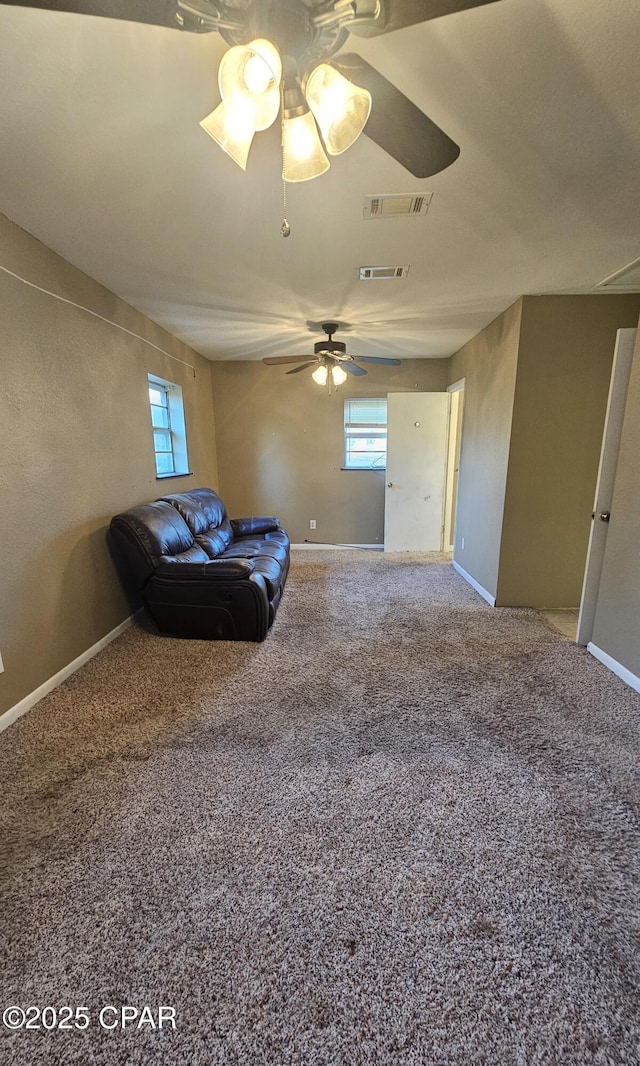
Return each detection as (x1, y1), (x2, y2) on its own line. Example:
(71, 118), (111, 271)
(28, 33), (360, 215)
(148, 373), (190, 478)
(343, 397), (388, 470)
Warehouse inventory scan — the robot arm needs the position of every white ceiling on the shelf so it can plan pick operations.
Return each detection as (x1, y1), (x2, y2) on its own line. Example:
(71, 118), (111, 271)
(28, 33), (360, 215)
(1, 0), (639, 361)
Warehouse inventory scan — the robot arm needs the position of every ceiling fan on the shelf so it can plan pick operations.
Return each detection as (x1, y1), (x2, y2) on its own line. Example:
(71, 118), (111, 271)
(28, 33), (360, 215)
(3, 0), (502, 180)
(263, 321), (401, 386)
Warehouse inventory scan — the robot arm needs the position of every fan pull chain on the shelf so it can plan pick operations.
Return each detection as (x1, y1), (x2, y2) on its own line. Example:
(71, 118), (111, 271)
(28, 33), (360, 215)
(280, 108), (290, 237)
(281, 177), (290, 238)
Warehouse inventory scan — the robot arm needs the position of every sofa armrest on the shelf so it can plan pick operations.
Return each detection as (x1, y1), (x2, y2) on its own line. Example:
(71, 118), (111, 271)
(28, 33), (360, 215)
(230, 516), (280, 537)
(155, 559), (254, 580)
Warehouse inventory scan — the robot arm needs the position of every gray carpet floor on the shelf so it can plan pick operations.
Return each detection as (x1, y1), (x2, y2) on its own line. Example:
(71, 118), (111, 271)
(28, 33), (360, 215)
(1, 551), (639, 1065)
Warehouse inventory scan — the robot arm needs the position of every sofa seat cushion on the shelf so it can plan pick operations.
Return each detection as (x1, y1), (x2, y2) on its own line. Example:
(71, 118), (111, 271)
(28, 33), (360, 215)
(226, 537), (289, 566)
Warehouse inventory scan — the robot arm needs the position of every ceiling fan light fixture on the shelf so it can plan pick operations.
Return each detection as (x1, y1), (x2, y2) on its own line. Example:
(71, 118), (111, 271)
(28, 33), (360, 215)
(312, 364), (329, 385)
(282, 108), (330, 182)
(199, 101), (255, 170)
(304, 63), (372, 155)
(218, 39), (282, 132)
(244, 39), (282, 92)
(331, 364), (348, 386)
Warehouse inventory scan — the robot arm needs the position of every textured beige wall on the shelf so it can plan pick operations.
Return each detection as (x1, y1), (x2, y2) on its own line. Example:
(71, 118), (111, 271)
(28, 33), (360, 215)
(497, 294), (640, 607)
(210, 358), (448, 545)
(447, 300), (522, 599)
(0, 215), (218, 717)
(591, 322), (640, 676)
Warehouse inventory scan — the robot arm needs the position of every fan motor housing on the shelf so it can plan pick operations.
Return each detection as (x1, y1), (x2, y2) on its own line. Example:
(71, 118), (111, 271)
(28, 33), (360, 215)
(220, 0), (348, 63)
(315, 340), (347, 357)
(249, 0), (312, 55)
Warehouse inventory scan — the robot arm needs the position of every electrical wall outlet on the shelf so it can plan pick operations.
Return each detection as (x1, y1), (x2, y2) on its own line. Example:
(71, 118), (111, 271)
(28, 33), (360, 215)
(309, 520), (316, 529)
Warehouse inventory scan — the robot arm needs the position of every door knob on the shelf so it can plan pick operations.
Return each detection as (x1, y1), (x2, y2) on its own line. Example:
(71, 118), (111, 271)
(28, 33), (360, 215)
(599, 511), (611, 522)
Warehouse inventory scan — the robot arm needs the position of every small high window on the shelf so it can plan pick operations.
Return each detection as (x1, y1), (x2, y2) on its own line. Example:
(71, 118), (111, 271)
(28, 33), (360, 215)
(344, 397), (387, 470)
(148, 374), (190, 478)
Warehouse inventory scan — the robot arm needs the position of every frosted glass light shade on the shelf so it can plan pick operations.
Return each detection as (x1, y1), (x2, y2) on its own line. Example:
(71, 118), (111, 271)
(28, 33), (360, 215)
(282, 111), (330, 182)
(331, 364), (348, 386)
(199, 101), (255, 170)
(312, 364), (328, 385)
(218, 39), (281, 132)
(304, 63), (371, 155)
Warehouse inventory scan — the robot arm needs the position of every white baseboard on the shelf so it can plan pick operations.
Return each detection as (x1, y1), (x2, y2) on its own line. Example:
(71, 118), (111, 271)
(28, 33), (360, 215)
(291, 543), (382, 550)
(452, 559), (496, 606)
(587, 642), (640, 695)
(0, 614), (135, 736)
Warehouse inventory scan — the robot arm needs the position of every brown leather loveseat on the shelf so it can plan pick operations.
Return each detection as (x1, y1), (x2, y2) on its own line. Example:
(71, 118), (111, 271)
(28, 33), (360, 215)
(110, 487), (290, 642)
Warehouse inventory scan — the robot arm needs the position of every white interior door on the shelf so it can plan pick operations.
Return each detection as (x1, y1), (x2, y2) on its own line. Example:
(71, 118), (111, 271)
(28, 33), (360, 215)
(384, 392), (449, 551)
(576, 328), (637, 645)
(443, 382), (465, 551)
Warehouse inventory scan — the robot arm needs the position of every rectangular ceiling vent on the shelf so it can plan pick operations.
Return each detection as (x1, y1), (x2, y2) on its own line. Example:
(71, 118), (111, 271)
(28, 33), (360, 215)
(594, 255), (640, 292)
(359, 265), (410, 281)
(363, 193), (432, 220)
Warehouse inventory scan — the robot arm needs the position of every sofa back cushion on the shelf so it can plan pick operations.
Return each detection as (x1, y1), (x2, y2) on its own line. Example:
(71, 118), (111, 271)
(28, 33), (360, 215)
(110, 501), (208, 585)
(162, 489), (234, 557)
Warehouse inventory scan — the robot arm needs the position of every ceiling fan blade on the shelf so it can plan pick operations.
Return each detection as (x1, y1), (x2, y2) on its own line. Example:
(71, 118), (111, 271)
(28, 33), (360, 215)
(356, 356), (402, 366)
(263, 355), (314, 365)
(343, 362), (368, 376)
(348, 0), (502, 38)
(286, 362), (315, 375)
(332, 54), (459, 178)
(0, 0), (213, 32)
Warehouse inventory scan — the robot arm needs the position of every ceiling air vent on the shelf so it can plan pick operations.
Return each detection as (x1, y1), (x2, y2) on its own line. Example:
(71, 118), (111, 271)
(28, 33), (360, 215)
(363, 193), (433, 220)
(359, 265), (410, 280)
(594, 255), (640, 292)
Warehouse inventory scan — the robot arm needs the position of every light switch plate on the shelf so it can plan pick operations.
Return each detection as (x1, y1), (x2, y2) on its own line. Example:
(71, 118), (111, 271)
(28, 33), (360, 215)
(0, 650), (4, 673)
